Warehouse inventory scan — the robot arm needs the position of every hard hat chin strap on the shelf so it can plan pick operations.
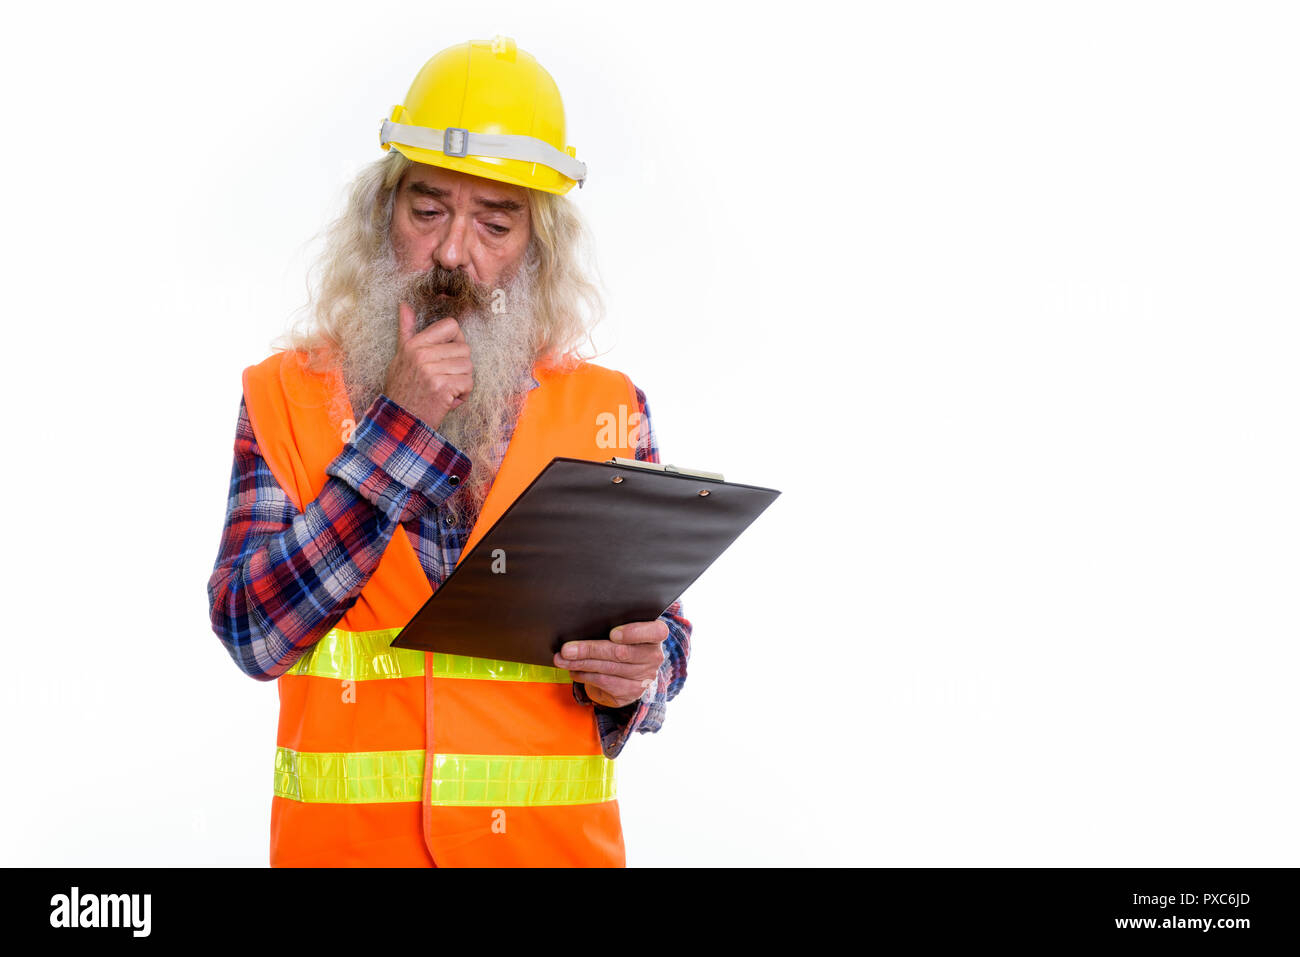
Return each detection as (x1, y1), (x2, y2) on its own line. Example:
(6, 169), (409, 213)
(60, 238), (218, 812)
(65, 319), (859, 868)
(379, 118), (587, 187)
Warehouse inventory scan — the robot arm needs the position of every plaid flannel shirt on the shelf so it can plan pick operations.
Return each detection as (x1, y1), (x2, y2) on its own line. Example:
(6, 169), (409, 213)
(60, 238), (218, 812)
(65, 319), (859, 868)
(207, 368), (691, 759)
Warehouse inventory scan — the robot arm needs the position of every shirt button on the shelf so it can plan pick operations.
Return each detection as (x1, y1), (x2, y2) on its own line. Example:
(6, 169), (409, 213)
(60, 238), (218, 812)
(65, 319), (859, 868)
(444, 514), (456, 527)
(448, 474), (460, 487)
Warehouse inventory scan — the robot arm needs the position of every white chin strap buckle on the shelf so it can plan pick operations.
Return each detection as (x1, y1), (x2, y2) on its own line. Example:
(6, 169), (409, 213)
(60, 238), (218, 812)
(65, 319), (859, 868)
(379, 118), (588, 187)
(442, 127), (469, 158)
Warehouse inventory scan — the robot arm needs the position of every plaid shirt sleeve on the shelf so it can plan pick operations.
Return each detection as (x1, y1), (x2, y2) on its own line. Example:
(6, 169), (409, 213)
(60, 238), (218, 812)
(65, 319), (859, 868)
(571, 384), (694, 759)
(207, 393), (471, 680)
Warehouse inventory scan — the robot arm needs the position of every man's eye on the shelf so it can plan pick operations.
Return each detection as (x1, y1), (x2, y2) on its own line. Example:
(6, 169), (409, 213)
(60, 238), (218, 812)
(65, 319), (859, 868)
(414, 209), (440, 218)
(486, 224), (509, 235)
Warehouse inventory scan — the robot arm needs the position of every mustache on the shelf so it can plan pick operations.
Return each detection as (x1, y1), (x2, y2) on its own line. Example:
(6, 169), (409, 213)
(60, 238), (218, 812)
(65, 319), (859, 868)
(403, 266), (492, 331)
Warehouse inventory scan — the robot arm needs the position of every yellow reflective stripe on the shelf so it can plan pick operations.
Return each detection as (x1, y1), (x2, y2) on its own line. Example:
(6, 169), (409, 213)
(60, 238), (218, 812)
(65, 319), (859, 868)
(428, 754), (617, 807)
(274, 748), (616, 806)
(284, 627), (570, 683)
(284, 628), (420, 680)
(430, 654), (570, 683)
(274, 747), (423, 803)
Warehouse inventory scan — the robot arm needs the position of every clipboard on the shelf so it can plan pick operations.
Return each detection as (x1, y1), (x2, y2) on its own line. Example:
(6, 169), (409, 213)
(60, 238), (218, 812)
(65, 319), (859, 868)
(390, 457), (781, 667)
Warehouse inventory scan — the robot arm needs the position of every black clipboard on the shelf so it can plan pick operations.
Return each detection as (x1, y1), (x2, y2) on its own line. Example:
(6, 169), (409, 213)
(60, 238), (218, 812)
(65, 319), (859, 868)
(390, 457), (781, 666)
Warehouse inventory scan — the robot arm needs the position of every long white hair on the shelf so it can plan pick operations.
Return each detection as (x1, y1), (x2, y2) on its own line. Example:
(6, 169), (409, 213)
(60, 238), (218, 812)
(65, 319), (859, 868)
(276, 150), (605, 372)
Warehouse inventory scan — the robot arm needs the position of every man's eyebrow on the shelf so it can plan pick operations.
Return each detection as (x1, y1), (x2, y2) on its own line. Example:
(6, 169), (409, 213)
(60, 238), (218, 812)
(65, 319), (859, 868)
(406, 181), (525, 213)
(474, 196), (525, 213)
(406, 181), (448, 199)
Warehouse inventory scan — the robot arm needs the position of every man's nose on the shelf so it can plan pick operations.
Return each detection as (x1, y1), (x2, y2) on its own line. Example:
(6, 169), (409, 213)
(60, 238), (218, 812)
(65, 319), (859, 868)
(434, 214), (471, 272)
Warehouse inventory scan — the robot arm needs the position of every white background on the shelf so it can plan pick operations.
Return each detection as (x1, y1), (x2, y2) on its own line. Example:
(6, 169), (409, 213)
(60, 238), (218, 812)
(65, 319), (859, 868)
(1, 1), (1297, 866)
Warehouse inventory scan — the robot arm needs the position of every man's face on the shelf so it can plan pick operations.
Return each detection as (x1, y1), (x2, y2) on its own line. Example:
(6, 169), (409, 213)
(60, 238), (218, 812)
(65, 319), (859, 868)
(390, 162), (532, 289)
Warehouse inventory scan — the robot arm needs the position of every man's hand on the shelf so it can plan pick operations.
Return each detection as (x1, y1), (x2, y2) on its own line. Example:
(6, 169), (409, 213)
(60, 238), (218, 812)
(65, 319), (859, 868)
(381, 302), (474, 432)
(554, 620), (669, 709)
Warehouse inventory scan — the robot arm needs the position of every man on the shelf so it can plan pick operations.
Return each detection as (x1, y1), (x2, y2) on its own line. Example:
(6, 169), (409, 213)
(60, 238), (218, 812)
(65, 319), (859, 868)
(207, 36), (691, 867)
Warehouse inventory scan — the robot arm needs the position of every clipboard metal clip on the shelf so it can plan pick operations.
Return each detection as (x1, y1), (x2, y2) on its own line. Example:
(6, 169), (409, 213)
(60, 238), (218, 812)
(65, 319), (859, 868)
(606, 456), (725, 482)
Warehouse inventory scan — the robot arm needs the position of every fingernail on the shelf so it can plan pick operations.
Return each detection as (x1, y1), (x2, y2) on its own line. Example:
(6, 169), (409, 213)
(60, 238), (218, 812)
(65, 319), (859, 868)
(563, 644), (579, 658)
(611, 628), (624, 642)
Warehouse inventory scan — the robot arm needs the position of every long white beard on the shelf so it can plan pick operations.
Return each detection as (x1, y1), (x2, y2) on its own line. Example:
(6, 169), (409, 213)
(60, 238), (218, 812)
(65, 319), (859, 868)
(337, 245), (543, 524)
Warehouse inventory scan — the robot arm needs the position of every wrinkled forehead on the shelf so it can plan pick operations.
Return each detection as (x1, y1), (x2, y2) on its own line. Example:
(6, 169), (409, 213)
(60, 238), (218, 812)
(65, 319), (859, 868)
(399, 163), (530, 214)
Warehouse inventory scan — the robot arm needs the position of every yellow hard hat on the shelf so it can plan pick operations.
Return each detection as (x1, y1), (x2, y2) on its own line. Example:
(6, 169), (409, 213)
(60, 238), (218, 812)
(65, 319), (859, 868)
(379, 35), (586, 195)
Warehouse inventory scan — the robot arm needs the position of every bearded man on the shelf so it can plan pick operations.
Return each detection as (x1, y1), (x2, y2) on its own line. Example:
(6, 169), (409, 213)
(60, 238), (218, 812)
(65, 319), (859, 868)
(206, 36), (691, 867)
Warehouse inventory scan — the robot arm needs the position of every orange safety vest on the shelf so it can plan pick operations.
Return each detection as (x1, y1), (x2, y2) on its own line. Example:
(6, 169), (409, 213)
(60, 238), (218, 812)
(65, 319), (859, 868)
(240, 348), (638, 867)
